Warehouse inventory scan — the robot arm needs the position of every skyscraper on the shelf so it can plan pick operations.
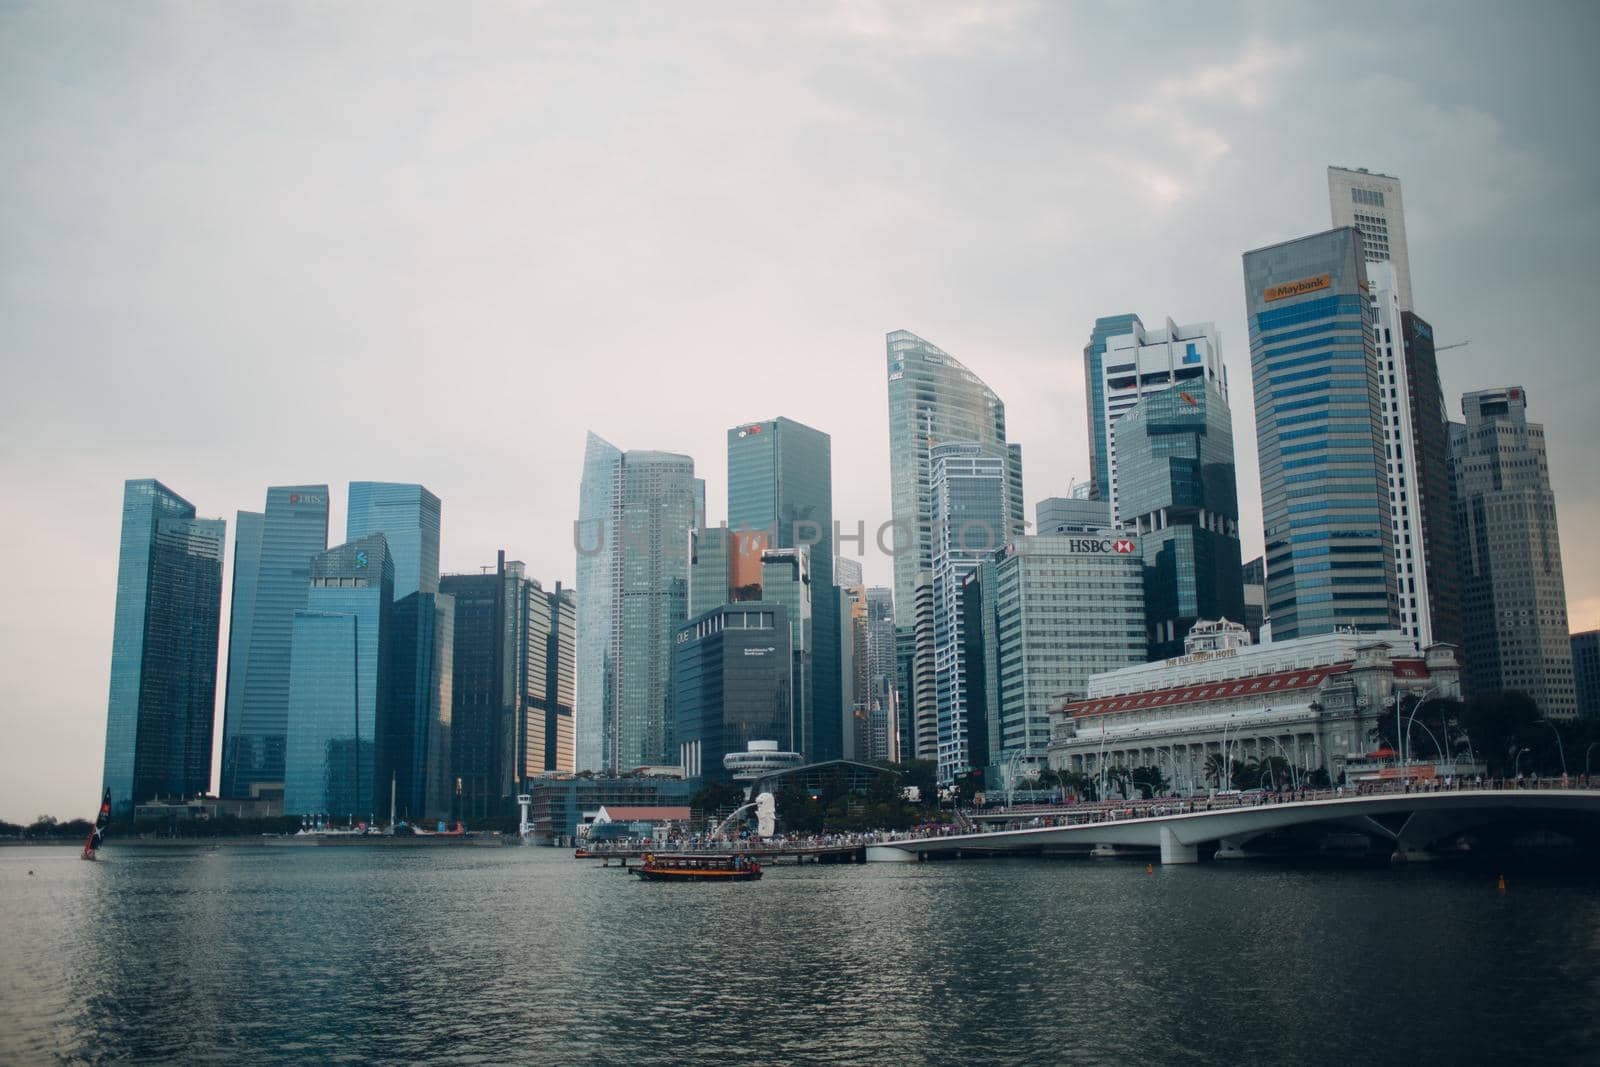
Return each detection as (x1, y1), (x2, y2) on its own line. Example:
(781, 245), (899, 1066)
(885, 330), (1025, 633)
(1098, 318), (1227, 525)
(1450, 388), (1577, 718)
(673, 603), (792, 781)
(757, 547), (813, 756)
(575, 433), (697, 772)
(1398, 308), (1464, 652)
(284, 534), (394, 818)
(834, 556), (864, 589)
(929, 442), (1010, 783)
(1573, 631), (1600, 721)
(910, 571), (938, 763)
(1243, 228), (1398, 640)
(1113, 379), (1245, 659)
(545, 584), (576, 773)
(102, 480), (225, 815)
(345, 482), (442, 598)
(865, 587), (899, 763)
(962, 533), (1146, 783)
(1328, 165), (1413, 310)
(346, 481), (451, 820)
(389, 589), (453, 822)
(728, 417), (840, 761)
(441, 553), (561, 818)
(220, 485), (329, 801)
(1083, 314), (1143, 503)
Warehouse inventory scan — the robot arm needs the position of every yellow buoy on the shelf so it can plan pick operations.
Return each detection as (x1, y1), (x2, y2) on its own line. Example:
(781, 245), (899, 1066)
(1497, 874), (1507, 893)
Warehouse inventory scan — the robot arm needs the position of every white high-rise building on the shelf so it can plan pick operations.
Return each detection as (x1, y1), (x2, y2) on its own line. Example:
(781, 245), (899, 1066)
(1368, 262), (1433, 648)
(1099, 318), (1226, 524)
(1329, 165), (1414, 311)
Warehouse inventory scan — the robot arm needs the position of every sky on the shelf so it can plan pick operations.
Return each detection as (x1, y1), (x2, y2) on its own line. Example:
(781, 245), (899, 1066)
(3, 1), (1597, 822)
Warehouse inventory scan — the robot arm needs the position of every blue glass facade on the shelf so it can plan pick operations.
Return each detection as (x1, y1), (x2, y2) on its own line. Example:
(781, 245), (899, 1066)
(388, 591), (453, 822)
(1114, 380), (1245, 658)
(1243, 229), (1397, 640)
(345, 482), (441, 598)
(727, 417), (839, 761)
(103, 480), (225, 815)
(218, 509), (262, 796)
(220, 485), (329, 799)
(1083, 313), (1143, 502)
(283, 535), (394, 818)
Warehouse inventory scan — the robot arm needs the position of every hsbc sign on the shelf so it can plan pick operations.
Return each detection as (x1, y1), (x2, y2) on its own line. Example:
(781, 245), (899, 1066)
(1067, 537), (1138, 555)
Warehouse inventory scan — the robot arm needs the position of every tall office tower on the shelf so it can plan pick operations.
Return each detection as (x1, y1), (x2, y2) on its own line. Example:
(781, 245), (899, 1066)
(389, 589), (453, 822)
(440, 554), (558, 818)
(220, 485), (329, 801)
(1083, 314), (1144, 502)
(345, 482), (442, 598)
(346, 481), (451, 820)
(728, 417), (840, 762)
(102, 480), (225, 815)
(960, 566), (998, 780)
(866, 587), (899, 762)
(965, 534), (1146, 783)
(834, 556), (864, 589)
(754, 547), (814, 756)
(689, 525), (732, 619)
(839, 584), (871, 759)
(1243, 228), (1398, 641)
(673, 603), (793, 780)
(910, 572), (938, 763)
(1449, 388), (1577, 718)
(1114, 380), (1245, 659)
(1241, 556), (1266, 643)
(895, 629), (916, 762)
(284, 534), (395, 818)
(1365, 264), (1436, 648)
(1036, 496), (1111, 535)
(885, 330), (1025, 633)
(1573, 631), (1600, 721)
(545, 584), (576, 773)
(1328, 165), (1413, 310)
(1399, 310), (1464, 652)
(1099, 318), (1227, 524)
(929, 442), (1010, 783)
(576, 433), (698, 772)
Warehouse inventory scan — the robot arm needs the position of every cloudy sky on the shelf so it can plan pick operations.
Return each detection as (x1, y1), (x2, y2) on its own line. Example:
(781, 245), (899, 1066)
(3, 1), (1596, 821)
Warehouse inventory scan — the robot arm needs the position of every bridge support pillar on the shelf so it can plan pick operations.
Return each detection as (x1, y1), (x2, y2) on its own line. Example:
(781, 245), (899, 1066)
(1214, 837), (1249, 860)
(865, 845), (918, 863)
(1160, 827), (1197, 865)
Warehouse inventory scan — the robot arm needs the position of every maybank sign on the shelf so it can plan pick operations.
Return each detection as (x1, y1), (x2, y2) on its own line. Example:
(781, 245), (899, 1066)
(1263, 273), (1331, 303)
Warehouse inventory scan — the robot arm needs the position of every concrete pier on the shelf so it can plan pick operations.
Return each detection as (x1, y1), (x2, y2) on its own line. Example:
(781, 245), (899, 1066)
(1160, 827), (1197, 864)
(866, 845), (919, 863)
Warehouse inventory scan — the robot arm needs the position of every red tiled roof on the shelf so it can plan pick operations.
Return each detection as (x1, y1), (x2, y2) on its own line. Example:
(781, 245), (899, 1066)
(1060, 659), (1431, 719)
(601, 806), (691, 822)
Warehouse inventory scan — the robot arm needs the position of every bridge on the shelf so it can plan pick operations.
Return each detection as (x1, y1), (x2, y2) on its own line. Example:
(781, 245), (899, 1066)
(865, 788), (1600, 864)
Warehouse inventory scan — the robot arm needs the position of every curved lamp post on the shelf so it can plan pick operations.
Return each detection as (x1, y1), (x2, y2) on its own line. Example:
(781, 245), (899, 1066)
(1534, 720), (1567, 777)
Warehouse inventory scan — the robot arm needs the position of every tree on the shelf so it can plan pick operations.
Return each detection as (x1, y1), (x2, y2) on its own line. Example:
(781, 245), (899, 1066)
(1129, 765), (1170, 799)
(691, 781), (745, 825)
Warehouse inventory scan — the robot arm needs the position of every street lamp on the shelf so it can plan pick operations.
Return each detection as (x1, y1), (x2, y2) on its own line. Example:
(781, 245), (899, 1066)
(1586, 742), (1598, 776)
(1262, 736), (1300, 791)
(1402, 687), (1446, 766)
(1534, 720), (1568, 777)
(1514, 747), (1532, 778)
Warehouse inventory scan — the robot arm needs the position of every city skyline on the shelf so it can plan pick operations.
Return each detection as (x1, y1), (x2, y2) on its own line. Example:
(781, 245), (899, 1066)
(5, 3), (1600, 820)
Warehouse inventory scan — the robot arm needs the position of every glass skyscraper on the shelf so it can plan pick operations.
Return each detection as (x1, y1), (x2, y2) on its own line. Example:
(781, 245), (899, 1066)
(727, 417), (840, 761)
(1083, 313), (1143, 503)
(220, 485), (329, 800)
(1243, 228), (1397, 640)
(928, 442), (1010, 783)
(575, 433), (697, 772)
(885, 331), (1024, 633)
(345, 481), (441, 598)
(284, 534), (394, 819)
(1114, 379), (1245, 659)
(389, 590), (453, 822)
(102, 480), (225, 815)
(672, 603), (792, 781)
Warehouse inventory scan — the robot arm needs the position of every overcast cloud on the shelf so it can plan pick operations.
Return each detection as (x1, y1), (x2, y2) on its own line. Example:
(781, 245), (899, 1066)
(3, 1), (1596, 821)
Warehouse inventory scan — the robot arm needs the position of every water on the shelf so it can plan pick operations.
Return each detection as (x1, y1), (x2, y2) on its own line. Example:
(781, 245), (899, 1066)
(2, 845), (1597, 1064)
